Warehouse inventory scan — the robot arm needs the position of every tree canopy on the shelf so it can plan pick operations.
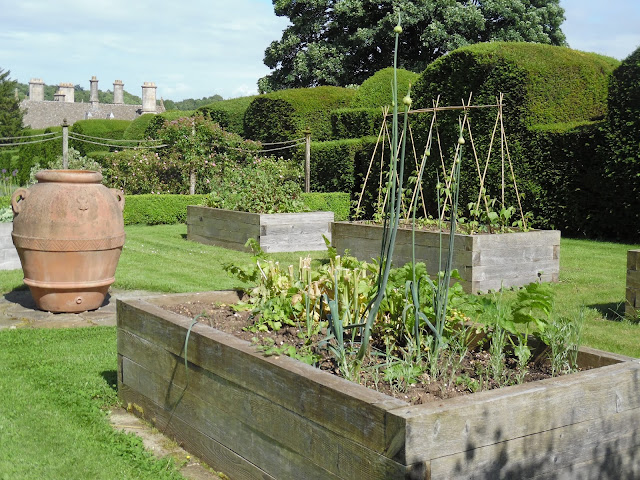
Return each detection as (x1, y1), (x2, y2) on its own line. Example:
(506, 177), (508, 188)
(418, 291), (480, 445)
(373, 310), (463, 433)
(0, 68), (24, 138)
(259, 0), (567, 92)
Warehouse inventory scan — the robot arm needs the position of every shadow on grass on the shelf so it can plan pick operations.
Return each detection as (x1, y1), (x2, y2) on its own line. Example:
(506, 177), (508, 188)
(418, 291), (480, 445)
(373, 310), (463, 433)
(588, 302), (625, 321)
(102, 370), (118, 392)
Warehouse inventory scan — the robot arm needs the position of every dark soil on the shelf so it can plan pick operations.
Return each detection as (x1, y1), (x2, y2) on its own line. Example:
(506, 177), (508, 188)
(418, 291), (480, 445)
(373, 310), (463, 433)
(162, 300), (563, 406)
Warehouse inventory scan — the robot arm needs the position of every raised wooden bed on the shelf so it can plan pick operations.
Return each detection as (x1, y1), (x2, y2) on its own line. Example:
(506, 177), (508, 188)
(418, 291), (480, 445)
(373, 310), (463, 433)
(187, 205), (333, 253)
(626, 249), (640, 318)
(332, 222), (561, 294)
(118, 291), (640, 480)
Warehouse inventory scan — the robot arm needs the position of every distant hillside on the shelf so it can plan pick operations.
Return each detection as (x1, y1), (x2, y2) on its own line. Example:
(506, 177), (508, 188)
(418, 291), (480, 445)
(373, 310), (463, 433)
(163, 95), (223, 111)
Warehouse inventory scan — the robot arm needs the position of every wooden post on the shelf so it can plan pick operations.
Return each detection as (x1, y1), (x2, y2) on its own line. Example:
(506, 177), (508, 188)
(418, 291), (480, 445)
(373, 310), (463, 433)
(62, 118), (69, 169)
(190, 123), (196, 194)
(304, 128), (311, 193)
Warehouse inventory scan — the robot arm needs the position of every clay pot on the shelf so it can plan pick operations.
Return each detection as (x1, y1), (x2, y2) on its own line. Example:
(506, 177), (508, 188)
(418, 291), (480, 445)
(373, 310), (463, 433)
(11, 170), (125, 313)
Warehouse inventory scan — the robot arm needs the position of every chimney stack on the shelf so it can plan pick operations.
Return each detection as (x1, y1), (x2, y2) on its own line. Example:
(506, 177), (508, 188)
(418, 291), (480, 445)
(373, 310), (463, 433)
(90, 76), (99, 103)
(28, 78), (45, 101)
(113, 80), (124, 104)
(59, 83), (75, 103)
(141, 82), (157, 113)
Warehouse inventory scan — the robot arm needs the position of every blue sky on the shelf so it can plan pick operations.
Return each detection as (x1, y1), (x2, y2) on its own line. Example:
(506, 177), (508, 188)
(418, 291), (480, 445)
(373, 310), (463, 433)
(1, 0), (638, 101)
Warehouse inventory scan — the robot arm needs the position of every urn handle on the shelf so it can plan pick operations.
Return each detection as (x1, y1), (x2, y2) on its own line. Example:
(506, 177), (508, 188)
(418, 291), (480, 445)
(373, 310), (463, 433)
(111, 189), (125, 212)
(11, 188), (29, 214)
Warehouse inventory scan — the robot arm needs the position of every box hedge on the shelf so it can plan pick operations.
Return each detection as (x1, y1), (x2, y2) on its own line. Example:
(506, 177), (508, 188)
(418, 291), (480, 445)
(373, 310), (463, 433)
(123, 192), (350, 225)
(15, 127), (63, 184)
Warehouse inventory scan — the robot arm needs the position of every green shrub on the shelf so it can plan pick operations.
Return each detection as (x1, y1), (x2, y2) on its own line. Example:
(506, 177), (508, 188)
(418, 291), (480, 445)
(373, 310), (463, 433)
(143, 111), (195, 139)
(69, 119), (131, 155)
(351, 67), (419, 109)
(301, 192), (350, 221)
(203, 157), (305, 213)
(122, 115), (157, 140)
(16, 127), (62, 184)
(123, 194), (206, 225)
(197, 95), (258, 136)
(243, 86), (355, 143)
(330, 108), (383, 139)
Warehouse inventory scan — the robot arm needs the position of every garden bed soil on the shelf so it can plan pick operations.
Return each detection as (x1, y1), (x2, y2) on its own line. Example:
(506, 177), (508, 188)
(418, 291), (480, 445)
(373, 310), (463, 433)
(117, 291), (640, 479)
(162, 298), (557, 405)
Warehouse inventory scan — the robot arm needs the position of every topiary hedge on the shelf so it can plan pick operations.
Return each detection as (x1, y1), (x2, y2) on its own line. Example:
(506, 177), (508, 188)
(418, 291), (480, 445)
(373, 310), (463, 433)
(405, 42), (620, 235)
(413, 42), (618, 133)
(351, 67), (420, 109)
(69, 119), (132, 156)
(197, 96), (258, 136)
(243, 86), (355, 143)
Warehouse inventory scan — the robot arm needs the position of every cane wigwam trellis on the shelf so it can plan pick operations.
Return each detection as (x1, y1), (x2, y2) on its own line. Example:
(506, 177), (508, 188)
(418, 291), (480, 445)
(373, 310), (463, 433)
(353, 92), (529, 233)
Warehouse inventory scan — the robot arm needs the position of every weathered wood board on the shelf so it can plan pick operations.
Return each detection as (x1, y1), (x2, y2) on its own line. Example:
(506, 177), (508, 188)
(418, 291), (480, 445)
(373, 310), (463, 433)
(118, 292), (640, 480)
(626, 249), (640, 318)
(331, 222), (561, 294)
(187, 206), (333, 253)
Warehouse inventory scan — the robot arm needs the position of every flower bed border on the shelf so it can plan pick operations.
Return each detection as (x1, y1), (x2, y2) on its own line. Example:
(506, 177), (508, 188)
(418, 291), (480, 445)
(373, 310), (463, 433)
(117, 291), (640, 479)
(187, 205), (334, 253)
(331, 221), (561, 294)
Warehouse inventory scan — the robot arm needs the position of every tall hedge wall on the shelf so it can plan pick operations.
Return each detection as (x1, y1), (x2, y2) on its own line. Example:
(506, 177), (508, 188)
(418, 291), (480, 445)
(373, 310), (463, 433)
(243, 86), (355, 143)
(330, 108), (383, 139)
(15, 127), (63, 184)
(600, 46), (640, 239)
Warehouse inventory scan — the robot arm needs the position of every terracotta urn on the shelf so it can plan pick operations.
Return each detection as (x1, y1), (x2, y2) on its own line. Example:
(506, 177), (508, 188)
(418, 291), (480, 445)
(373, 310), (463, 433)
(11, 170), (125, 313)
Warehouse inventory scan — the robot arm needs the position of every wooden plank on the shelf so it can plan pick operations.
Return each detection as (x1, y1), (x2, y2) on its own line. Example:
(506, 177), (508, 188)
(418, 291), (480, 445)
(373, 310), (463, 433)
(473, 230), (560, 249)
(118, 383), (276, 480)
(117, 299), (407, 455)
(121, 357), (343, 480)
(530, 448), (640, 480)
(627, 249), (640, 271)
(428, 406), (640, 479)
(186, 232), (249, 252)
(118, 330), (409, 479)
(188, 205), (260, 225)
(188, 220), (259, 244)
(260, 212), (333, 225)
(389, 360), (640, 464)
(626, 269), (640, 290)
(474, 246), (556, 266)
(469, 260), (559, 281)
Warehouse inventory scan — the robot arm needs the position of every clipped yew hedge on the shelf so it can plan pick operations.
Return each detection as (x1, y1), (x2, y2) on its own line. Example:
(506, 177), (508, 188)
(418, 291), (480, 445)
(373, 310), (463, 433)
(600, 46), (640, 239)
(406, 42), (620, 237)
(197, 96), (258, 136)
(330, 108), (383, 139)
(243, 86), (355, 143)
(351, 67), (420, 109)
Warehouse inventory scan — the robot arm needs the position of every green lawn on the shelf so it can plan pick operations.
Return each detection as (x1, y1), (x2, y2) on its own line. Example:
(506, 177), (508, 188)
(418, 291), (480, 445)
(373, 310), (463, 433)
(0, 225), (638, 478)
